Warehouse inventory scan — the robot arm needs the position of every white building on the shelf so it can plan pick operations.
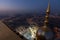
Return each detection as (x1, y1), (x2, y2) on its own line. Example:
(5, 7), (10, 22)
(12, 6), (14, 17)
(15, 25), (39, 40)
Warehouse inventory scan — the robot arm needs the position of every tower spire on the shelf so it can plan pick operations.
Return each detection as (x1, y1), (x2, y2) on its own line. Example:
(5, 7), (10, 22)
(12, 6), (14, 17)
(46, 0), (50, 13)
(44, 0), (50, 28)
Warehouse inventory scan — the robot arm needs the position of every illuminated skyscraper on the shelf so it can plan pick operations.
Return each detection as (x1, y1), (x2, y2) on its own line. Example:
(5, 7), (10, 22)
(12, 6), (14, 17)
(36, 0), (54, 40)
(44, 1), (50, 28)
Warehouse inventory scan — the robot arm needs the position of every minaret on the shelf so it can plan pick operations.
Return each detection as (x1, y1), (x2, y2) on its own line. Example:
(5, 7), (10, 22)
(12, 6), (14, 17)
(43, 1), (50, 28)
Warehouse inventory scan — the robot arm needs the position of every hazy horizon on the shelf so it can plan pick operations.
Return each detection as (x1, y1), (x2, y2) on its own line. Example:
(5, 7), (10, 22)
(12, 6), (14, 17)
(0, 0), (60, 14)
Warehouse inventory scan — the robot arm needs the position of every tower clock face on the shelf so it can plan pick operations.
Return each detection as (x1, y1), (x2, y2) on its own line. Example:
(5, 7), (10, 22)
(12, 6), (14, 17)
(37, 29), (54, 40)
(37, 30), (43, 35)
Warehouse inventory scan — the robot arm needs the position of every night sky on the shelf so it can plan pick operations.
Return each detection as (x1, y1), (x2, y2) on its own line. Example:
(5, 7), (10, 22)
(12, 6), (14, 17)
(0, 0), (60, 14)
